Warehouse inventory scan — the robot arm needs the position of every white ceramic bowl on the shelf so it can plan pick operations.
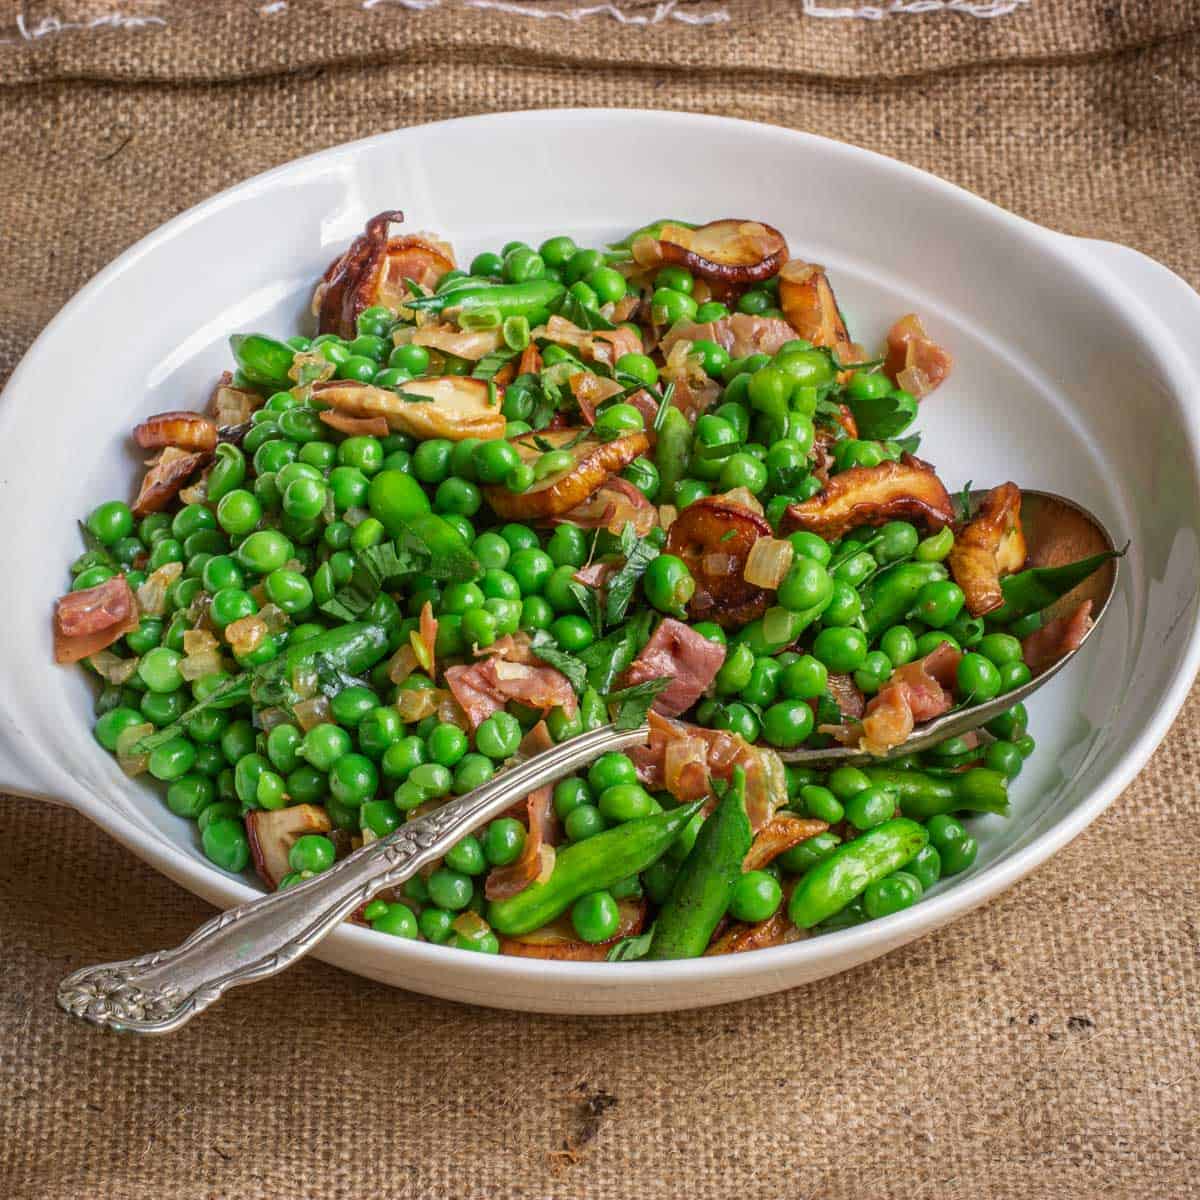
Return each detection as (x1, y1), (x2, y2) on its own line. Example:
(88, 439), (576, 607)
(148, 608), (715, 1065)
(4, 111), (1199, 1014)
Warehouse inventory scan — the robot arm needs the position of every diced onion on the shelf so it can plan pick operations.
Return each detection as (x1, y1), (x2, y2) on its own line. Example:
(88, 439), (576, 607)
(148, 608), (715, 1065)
(115, 722), (154, 777)
(744, 537), (795, 590)
(762, 605), (795, 646)
(258, 604), (288, 635)
(534, 844), (556, 884)
(718, 487), (765, 516)
(179, 648), (224, 682)
(136, 562), (182, 617)
(658, 504), (678, 530)
(291, 666), (319, 700)
(451, 910), (491, 939)
(631, 234), (664, 268)
(396, 687), (441, 722)
(87, 649), (139, 685)
(294, 695), (333, 731)
(225, 614), (267, 658)
(183, 629), (219, 655)
(257, 707), (293, 732)
(387, 644), (419, 685)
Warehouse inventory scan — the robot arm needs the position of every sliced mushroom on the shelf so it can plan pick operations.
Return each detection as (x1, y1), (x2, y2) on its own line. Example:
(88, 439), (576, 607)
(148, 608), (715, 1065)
(778, 260), (858, 367)
(556, 476), (657, 537)
(947, 482), (1026, 616)
(535, 316), (643, 368)
(410, 323), (504, 362)
(498, 899), (646, 961)
(665, 495), (773, 627)
(245, 803), (333, 889)
(743, 813), (829, 872)
(705, 905), (806, 956)
(313, 210), (457, 338)
(884, 313), (953, 398)
(312, 377), (505, 442)
(483, 429), (649, 522)
(132, 446), (211, 517)
(782, 455), (955, 541)
(133, 411), (219, 453)
(633, 219), (789, 286)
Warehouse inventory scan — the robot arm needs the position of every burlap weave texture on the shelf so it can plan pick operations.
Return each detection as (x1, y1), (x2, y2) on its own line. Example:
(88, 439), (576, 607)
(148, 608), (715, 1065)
(1, 3), (1197, 1197)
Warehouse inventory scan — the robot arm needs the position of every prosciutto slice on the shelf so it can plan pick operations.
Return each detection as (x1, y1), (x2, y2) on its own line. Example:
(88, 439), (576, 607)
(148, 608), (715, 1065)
(883, 313), (953, 398)
(54, 576), (140, 664)
(823, 643), (961, 756)
(443, 657), (577, 730)
(620, 618), (726, 717)
(630, 712), (786, 832)
(1021, 600), (1093, 675)
(948, 482), (1026, 617)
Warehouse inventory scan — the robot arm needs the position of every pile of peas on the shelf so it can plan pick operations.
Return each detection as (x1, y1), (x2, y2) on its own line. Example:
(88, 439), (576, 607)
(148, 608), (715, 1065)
(69, 221), (1040, 953)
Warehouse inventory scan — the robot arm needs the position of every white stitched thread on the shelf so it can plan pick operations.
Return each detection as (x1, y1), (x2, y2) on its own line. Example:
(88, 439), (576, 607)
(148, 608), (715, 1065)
(464, 0), (729, 24)
(13, 10), (167, 39)
(802, 0), (1028, 17)
(260, 1), (288, 12)
(361, 0), (444, 10)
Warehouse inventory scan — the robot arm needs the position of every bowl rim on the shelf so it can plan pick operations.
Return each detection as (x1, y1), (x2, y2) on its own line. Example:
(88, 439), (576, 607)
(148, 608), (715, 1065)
(7, 107), (1200, 991)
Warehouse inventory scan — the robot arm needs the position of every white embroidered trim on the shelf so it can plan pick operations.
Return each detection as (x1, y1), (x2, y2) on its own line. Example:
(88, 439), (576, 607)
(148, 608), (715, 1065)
(463, 0), (729, 24)
(802, 0), (1029, 18)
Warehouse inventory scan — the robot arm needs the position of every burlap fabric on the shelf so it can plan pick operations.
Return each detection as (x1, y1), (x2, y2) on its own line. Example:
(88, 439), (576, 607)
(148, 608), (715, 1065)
(2, 3), (1198, 1197)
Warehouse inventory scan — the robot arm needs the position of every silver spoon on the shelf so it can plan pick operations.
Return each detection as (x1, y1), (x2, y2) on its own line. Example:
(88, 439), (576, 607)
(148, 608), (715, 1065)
(58, 488), (1118, 1034)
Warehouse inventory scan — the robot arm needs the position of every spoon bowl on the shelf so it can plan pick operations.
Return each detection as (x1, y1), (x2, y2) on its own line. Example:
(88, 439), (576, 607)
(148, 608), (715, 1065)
(777, 488), (1121, 766)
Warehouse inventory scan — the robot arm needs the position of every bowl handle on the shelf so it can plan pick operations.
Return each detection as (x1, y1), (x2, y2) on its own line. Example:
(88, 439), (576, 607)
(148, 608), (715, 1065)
(1068, 237), (1200, 347)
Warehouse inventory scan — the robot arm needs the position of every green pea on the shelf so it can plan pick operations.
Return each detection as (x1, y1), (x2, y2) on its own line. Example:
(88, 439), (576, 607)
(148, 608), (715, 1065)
(597, 783), (654, 823)
(148, 735), (196, 782)
(776, 830), (842, 875)
(615, 352), (658, 388)
(202, 817), (250, 873)
(300, 724), (352, 772)
(483, 817), (527, 867)
(452, 753), (494, 794)
(980, 632), (1026, 669)
(915, 526), (955, 562)
(565, 804), (608, 842)
(475, 711), (521, 760)
(799, 785), (844, 824)
(369, 903), (418, 938)
(94, 706), (145, 752)
(812, 626), (868, 673)
(137, 646), (183, 694)
(570, 891), (620, 943)
(779, 654), (827, 700)
(730, 870), (783, 923)
(234, 530), (292, 575)
(827, 766), (871, 800)
(761, 700), (814, 749)
(428, 867), (474, 911)
(86, 499), (134, 545)
(862, 870), (924, 919)
(957, 652), (1003, 702)
(844, 786), (895, 831)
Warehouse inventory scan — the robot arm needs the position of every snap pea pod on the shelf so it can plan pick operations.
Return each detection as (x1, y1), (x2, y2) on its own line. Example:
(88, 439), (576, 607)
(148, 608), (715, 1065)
(408, 279), (565, 324)
(788, 818), (928, 928)
(280, 620), (391, 679)
(861, 560), (949, 640)
(607, 218), (698, 252)
(488, 802), (703, 936)
(987, 550), (1119, 624)
(654, 406), (693, 504)
(229, 333), (296, 390)
(646, 768), (753, 960)
(862, 766), (1009, 818)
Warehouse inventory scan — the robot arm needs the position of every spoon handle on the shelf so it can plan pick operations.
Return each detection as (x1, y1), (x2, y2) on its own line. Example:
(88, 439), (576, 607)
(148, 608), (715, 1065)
(58, 723), (649, 1035)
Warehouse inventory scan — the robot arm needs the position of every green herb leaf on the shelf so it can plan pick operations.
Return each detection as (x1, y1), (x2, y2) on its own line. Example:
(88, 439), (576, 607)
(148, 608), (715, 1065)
(652, 382), (676, 433)
(556, 291), (616, 331)
(577, 610), (652, 693)
(604, 523), (661, 626)
(957, 481), (974, 523)
(529, 630), (589, 695)
(472, 347), (519, 381)
(129, 673), (252, 754)
(606, 924), (656, 962)
(603, 677), (672, 730)
(892, 434), (921, 456)
(569, 580), (604, 635)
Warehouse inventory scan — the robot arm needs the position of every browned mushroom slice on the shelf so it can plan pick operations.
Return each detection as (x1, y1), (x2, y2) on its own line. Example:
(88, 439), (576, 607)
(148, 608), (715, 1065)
(632, 219), (789, 287)
(245, 803), (333, 890)
(665, 496), (773, 628)
(782, 455), (955, 541)
(778, 260), (857, 367)
(556, 476), (657, 537)
(132, 446), (211, 517)
(884, 313), (953, 398)
(133, 411), (219, 453)
(705, 905), (806, 956)
(410, 323), (504, 362)
(947, 482), (1026, 616)
(312, 377), (505, 442)
(313, 210), (456, 338)
(498, 899), (646, 961)
(742, 813), (830, 872)
(482, 429), (649, 522)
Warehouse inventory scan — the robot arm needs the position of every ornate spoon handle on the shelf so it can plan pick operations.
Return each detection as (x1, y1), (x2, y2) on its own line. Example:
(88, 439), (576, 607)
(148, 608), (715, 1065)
(58, 723), (649, 1034)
